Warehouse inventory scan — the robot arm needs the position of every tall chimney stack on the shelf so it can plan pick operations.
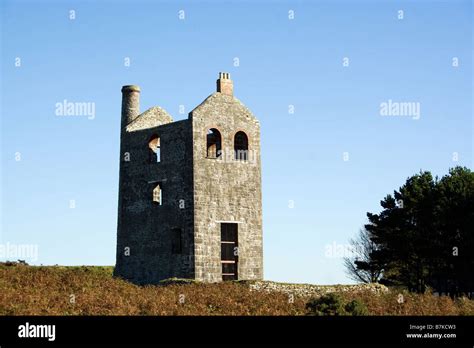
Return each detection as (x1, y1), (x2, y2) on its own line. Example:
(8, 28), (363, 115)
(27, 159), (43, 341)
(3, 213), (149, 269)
(121, 85), (141, 125)
(216, 72), (233, 96)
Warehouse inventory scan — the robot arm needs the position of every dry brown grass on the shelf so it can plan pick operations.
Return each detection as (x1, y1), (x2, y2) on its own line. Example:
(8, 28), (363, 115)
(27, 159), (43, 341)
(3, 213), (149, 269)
(343, 288), (474, 316)
(1, 264), (472, 316)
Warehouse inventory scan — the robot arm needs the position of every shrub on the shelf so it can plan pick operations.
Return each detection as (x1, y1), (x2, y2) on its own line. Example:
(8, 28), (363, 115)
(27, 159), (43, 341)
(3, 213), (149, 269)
(345, 299), (369, 316)
(306, 294), (369, 316)
(306, 293), (346, 316)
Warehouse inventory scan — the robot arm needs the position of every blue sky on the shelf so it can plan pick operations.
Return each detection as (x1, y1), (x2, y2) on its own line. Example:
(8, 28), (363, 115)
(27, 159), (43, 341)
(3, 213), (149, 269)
(1, 0), (472, 284)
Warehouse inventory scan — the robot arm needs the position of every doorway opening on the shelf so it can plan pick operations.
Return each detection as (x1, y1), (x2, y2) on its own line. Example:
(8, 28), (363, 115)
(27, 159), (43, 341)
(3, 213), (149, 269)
(220, 223), (238, 281)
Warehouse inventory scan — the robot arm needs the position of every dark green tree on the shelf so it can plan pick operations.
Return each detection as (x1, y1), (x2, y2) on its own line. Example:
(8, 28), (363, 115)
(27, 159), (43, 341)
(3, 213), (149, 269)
(434, 167), (474, 295)
(348, 167), (474, 296)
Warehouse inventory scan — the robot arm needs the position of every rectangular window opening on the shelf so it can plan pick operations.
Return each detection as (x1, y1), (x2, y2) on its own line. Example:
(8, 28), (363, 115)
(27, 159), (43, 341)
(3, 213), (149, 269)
(171, 228), (183, 254)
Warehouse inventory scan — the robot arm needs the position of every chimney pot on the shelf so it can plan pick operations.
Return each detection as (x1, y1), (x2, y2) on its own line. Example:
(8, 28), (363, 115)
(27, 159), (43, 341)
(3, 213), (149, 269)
(216, 72), (233, 96)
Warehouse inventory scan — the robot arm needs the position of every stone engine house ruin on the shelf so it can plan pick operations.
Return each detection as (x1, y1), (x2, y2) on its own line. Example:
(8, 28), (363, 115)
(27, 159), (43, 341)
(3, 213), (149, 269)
(114, 73), (263, 284)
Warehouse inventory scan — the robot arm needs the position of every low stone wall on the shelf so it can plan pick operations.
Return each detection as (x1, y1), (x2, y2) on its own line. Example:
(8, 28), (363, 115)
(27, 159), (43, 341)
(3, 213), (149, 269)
(248, 281), (389, 298)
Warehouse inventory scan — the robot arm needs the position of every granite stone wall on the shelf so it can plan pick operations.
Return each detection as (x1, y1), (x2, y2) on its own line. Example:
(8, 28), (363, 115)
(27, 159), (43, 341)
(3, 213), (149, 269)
(190, 92), (263, 282)
(115, 74), (263, 284)
(248, 281), (389, 298)
(115, 110), (195, 284)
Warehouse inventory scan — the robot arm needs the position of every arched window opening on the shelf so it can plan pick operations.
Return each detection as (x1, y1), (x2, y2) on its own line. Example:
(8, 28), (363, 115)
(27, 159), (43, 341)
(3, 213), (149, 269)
(234, 131), (248, 161)
(206, 128), (222, 158)
(148, 135), (161, 163)
(153, 184), (162, 205)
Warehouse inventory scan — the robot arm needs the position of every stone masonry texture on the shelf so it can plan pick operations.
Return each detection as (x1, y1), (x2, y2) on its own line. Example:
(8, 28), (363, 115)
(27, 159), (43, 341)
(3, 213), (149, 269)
(114, 73), (263, 284)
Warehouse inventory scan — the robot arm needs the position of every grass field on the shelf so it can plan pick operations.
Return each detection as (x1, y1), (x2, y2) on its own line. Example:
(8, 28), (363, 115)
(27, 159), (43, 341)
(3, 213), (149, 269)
(1, 263), (473, 315)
